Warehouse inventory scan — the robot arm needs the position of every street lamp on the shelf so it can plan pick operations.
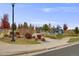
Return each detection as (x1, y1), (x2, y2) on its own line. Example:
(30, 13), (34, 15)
(11, 3), (15, 42)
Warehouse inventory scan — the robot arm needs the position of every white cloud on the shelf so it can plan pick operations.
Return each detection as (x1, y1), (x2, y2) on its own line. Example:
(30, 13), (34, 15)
(42, 8), (53, 12)
(41, 7), (79, 13)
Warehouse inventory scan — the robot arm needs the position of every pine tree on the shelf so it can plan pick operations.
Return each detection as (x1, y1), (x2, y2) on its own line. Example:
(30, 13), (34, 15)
(74, 27), (79, 34)
(23, 22), (28, 28)
(42, 24), (49, 32)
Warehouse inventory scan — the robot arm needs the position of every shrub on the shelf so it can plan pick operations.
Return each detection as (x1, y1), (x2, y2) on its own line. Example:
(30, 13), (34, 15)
(25, 33), (32, 39)
(17, 35), (21, 38)
(10, 32), (13, 35)
(10, 32), (16, 36)
(8, 35), (12, 38)
(42, 34), (44, 36)
(35, 38), (38, 41)
(4, 34), (9, 37)
(16, 32), (20, 35)
(41, 38), (46, 41)
(37, 34), (41, 39)
(15, 32), (20, 38)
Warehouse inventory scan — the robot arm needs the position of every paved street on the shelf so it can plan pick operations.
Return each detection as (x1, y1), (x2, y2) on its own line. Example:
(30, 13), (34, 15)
(36, 44), (79, 56)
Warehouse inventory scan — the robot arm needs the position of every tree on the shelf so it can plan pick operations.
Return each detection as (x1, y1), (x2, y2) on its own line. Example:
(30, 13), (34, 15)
(1, 14), (10, 29)
(63, 24), (68, 31)
(29, 24), (32, 28)
(52, 26), (56, 33)
(29, 24), (34, 30)
(11, 23), (17, 30)
(18, 24), (21, 29)
(48, 23), (51, 32)
(74, 27), (79, 34)
(42, 24), (49, 32)
(23, 22), (28, 28)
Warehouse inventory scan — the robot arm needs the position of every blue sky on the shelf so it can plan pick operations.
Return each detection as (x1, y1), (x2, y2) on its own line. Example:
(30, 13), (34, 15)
(0, 3), (79, 29)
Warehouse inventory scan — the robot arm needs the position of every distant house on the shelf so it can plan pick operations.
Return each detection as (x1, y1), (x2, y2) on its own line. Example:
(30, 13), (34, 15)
(51, 26), (64, 34)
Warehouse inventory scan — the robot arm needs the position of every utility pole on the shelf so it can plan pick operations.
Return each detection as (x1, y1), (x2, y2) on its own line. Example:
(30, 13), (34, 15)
(11, 3), (15, 42)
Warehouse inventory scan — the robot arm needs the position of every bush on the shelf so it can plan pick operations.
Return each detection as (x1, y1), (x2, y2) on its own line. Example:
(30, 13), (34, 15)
(4, 34), (9, 37)
(10, 32), (16, 37)
(41, 38), (46, 41)
(25, 33), (32, 39)
(37, 34), (41, 39)
(16, 32), (20, 35)
(35, 38), (38, 41)
(15, 32), (21, 38)
(10, 32), (13, 35)
(8, 35), (12, 38)
(17, 35), (21, 38)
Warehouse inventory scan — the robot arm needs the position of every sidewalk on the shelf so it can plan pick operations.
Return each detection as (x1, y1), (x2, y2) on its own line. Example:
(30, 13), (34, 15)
(0, 38), (70, 56)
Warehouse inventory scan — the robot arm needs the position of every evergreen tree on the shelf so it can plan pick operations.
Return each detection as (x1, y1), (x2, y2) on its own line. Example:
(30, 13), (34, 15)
(18, 24), (21, 29)
(74, 27), (79, 34)
(42, 24), (49, 32)
(23, 22), (28, 28)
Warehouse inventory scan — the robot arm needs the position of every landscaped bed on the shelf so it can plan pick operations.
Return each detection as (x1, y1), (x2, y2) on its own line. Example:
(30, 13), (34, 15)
(68, 38), (79, 43)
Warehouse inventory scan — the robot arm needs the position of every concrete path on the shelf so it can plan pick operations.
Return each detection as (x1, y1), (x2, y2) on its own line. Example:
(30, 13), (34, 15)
(0, 37), (70, 56)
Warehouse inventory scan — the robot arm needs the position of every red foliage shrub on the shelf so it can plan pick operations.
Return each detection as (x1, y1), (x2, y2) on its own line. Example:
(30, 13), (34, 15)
(37, 34), (41, 39)
(25, 33), (32, 39)
(16, 32), (20, 35)
(17, 35), (21, 38)
(63, 24), (68, 31)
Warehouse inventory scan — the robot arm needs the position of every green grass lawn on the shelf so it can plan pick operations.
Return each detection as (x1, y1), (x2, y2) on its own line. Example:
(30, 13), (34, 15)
(68, 38), (79, 43)
(0, 38), (40, 44)
(64, 34), (79, 37)
(45, 34), (65, 39)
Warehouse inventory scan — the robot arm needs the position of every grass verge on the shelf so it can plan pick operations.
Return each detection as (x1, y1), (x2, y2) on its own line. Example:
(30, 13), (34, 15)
(0, 38), (40, 44)
(45, 34), (65, 39)
(68, 38), (79, 43)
